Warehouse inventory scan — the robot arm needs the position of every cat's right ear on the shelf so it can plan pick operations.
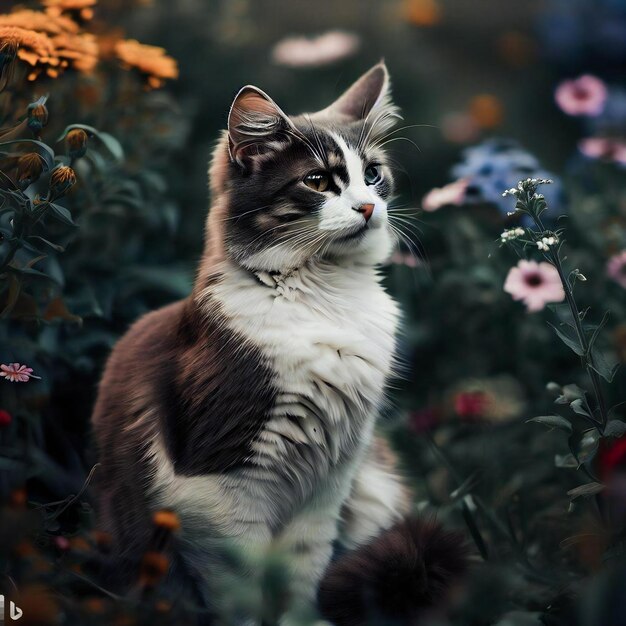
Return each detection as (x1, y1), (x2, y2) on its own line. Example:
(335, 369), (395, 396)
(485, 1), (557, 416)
(228, 86), (294, 167)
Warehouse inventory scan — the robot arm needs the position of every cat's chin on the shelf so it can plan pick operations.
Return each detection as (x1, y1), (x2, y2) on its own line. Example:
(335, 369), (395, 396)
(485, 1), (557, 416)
(326, 224), (394, 265)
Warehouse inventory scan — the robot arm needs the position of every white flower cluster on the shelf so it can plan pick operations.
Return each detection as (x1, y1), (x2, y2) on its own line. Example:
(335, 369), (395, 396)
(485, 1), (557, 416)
(502, 178), (553, 198)
(536, 235), (558, 251)
(500, 227), (525, 243)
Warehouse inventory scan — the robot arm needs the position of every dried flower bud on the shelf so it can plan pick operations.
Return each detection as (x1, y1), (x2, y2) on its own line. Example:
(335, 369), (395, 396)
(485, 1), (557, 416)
(27, 97), (49, 134)
(153, 509), (180, 532)
(15, 153), (44, 190)
(138, 551), (170, 588)
(65, 129), (88, 160)
(48, 165), (76, 198)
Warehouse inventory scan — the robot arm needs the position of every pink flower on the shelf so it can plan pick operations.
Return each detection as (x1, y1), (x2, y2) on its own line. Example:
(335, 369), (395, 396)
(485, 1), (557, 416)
(390, 251), (419, 267)
(579, 137), (626, 166)
(0, 363), (41, 383)
(554, 75), (607, 116)
(607, 251), (626, 289)
(271, 31), (359, 68)
(503, 260), (565, 312)
(454, 391), (487, 420)
(422, 178), (469, 212)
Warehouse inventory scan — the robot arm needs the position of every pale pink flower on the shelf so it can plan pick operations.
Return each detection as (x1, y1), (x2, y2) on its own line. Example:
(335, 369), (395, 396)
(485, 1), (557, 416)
(422, 178), (469, 212)
(607, 251), (626, 289)
(390, 251), (419, 267)
(554, 75), (607, 116)
(503, 260), (565, 312)
(0, 363), (41, 383)
(579, 137), (626, 165)
(271, 31), (359, 68)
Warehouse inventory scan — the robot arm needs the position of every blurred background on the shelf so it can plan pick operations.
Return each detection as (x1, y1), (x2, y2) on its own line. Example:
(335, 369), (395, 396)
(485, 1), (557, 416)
(0, 0), (625, 624)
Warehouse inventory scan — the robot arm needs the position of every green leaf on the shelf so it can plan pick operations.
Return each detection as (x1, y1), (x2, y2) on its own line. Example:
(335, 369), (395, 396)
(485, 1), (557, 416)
(604, 421), (626, 438)
(548, 323), (584, 356)
(47, 203), (76, 227)
(567, 482), (605, 499)
(570, 398), (590, 417)
(562, 384), (585, 401)
(0, 273), (21, 318)
(461, 496), (489, 561)
(26, 236), (65, 253)
(527, 415), (572, 434)
(589, 345), (619, 383)
(555, 453), (578, 468)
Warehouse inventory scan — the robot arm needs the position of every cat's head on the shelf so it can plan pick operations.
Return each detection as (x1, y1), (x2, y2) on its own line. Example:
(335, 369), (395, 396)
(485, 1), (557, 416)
(215, 62), (401, 272)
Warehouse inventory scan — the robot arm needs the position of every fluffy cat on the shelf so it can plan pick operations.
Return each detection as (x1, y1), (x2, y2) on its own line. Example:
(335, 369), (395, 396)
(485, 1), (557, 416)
(91, 62), (466, 625)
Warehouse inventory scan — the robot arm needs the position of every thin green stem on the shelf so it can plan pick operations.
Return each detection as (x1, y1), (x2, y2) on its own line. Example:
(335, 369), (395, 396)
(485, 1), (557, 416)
(533, 209), (609, 431)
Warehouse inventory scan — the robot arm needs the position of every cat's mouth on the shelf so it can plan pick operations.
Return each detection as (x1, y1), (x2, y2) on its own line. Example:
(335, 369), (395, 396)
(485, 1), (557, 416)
(334, 224), (368, 243)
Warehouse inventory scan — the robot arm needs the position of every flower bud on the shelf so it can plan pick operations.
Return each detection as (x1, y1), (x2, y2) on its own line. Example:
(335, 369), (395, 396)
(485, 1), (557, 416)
(15, 153), (44, 190)
(27, 97), (49, 134)
(48, 165), (76, 198)
(65, 129), (88, 160)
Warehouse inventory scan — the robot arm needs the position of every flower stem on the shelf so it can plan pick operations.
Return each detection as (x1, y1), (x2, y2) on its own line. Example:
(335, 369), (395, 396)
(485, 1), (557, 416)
(533, 214), (608, 431)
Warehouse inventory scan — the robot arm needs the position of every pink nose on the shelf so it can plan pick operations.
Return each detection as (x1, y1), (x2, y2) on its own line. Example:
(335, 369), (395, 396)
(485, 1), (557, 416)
(355, 203), (374, 222)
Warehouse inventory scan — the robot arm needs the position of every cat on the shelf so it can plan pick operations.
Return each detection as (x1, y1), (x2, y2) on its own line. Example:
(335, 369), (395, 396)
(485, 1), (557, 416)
(91, 62), (467, 625)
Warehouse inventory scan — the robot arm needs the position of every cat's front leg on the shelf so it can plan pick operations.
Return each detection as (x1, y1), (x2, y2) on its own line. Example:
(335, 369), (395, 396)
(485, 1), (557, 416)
(339, 435), (411, 549)
(272, 507), (340, 625)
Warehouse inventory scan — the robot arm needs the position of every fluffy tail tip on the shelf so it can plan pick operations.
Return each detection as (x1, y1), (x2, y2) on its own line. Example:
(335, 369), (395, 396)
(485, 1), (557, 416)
(318, 517), (470, 625)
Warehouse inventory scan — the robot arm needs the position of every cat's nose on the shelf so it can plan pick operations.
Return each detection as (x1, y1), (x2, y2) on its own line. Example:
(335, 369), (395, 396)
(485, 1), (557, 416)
(354, 203), (374, 222)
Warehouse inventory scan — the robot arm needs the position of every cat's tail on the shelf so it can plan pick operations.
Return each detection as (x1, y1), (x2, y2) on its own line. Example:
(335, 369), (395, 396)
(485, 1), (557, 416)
(318, 517), (470, 626)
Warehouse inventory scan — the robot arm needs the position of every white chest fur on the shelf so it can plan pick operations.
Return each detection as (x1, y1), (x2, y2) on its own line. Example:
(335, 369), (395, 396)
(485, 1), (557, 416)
(208, 259), (399, 481)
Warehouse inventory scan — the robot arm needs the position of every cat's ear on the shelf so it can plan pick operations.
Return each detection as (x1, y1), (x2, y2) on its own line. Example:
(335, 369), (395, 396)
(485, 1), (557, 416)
(228, 86), (294, 166)
(320, 62), (399, 127)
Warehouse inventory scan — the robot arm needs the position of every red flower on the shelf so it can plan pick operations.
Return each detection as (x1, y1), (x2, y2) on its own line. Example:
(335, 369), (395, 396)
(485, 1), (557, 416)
(0, 409), (12, 427)
(597, 437), (626, 483)
(454, 391), (487, 420)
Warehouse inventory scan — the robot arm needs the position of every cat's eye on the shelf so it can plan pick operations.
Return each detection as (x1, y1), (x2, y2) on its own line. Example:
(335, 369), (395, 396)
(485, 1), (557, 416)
(364, 164), (381, 186)
(303, 171), (330, 192)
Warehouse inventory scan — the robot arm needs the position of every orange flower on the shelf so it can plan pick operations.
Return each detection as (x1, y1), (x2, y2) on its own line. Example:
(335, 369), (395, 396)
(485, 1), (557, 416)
(0, 25), (57, 77)
(53, 31), (98, 73)
(115, 39), (178, 89)
(0, 10), (98, 79)
(42, 0), (96, 21)
(402, 0), (441, 27)
(0, 9), (79, 36)
(153, 509), (181, 532)
(469, 94), (504, 129)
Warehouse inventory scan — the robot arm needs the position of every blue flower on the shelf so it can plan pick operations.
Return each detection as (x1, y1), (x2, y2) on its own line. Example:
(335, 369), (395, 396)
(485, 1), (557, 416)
(537, 0), (626, 68)
(451, 139), (565, 218)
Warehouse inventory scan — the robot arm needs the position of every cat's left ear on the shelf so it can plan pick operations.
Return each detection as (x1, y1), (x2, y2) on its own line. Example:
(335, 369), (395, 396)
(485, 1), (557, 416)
(228, 86), (295, 166)
(320, 62), (400, 129)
